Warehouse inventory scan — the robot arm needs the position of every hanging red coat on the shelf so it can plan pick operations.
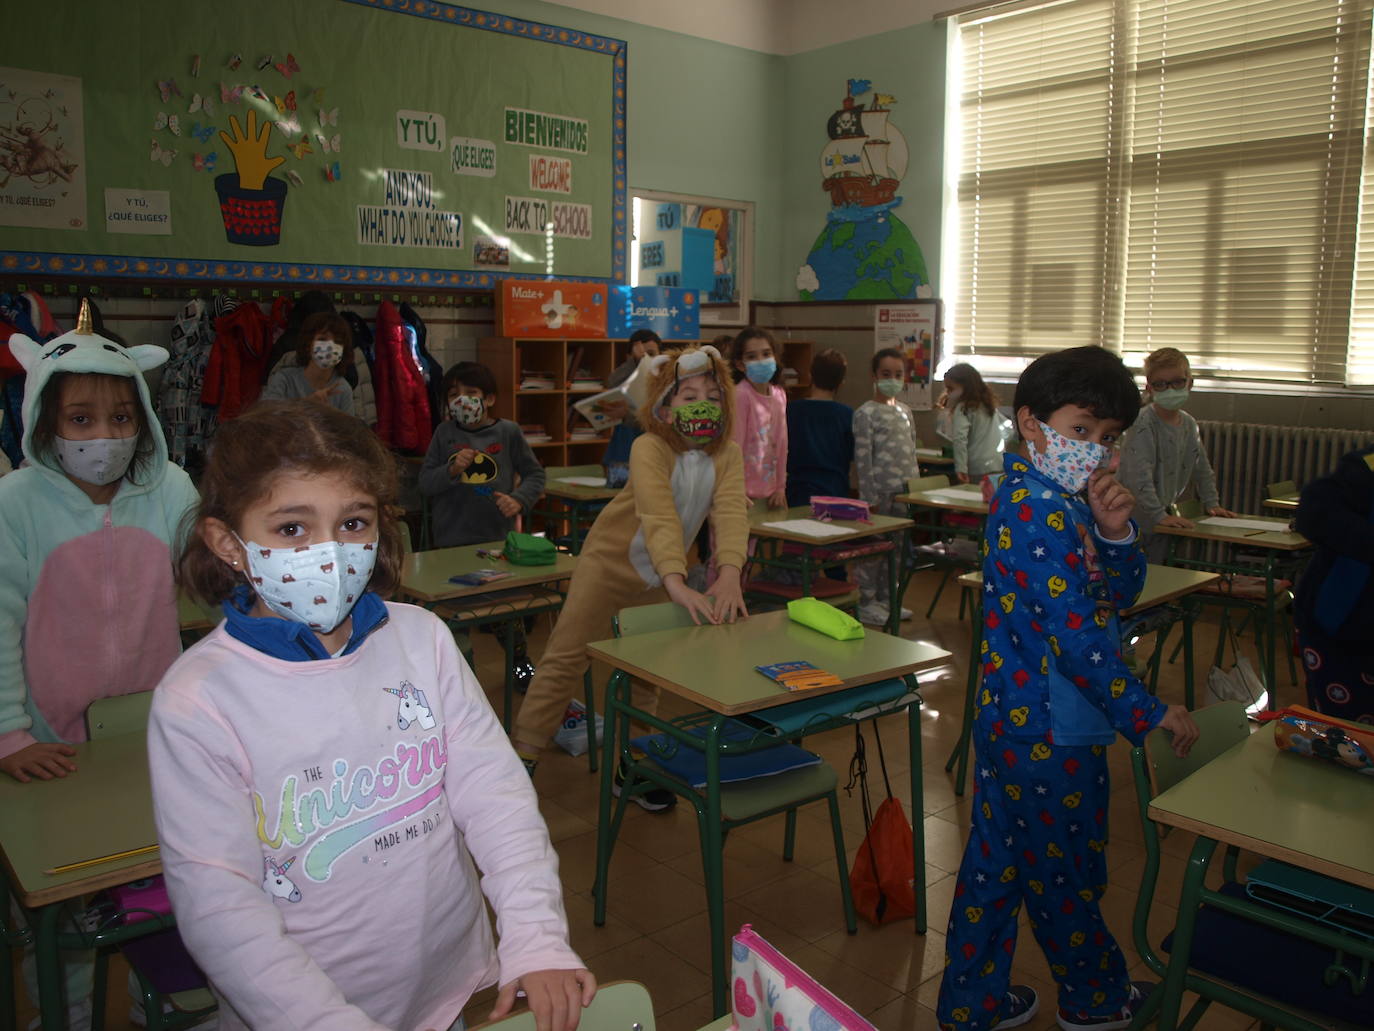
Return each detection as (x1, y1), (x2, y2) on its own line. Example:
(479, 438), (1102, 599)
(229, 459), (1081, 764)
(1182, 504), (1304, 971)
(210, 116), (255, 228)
(202, 301), (273, 422)
(372, 300), (432, 453)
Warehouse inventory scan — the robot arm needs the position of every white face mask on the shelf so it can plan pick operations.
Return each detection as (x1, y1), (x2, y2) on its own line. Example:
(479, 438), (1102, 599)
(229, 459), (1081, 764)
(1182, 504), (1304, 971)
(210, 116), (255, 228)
(450, 394), (485, 428)
(311, 340), (344, 370)
(237, 535), (378, 633)
(876, 378), (904, 398)
(54, 435), (138, 487)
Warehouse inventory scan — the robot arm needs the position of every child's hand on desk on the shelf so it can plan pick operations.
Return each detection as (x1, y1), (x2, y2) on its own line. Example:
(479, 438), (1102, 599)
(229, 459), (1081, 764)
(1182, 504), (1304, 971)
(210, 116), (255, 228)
(1157, 514), (1195, 530)
(956, 472), (970, 484)
(490, 968), (597, 1031)
(493, 492), (522, 518)
(1207, 506), (1239, 518)
(0, 742), (78, 783)
(710, 565), (749, 624)
(1086, 457), (1135, 540)
(448, 448), (477, 474)
(664, 573), (723, 625)
(1158, 704), (1200, 758)
(767, 488), (788, 510)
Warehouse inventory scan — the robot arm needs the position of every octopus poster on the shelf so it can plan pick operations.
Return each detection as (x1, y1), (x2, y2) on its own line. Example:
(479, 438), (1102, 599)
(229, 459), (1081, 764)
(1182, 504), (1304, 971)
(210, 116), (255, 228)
(0, 67), (86, 231)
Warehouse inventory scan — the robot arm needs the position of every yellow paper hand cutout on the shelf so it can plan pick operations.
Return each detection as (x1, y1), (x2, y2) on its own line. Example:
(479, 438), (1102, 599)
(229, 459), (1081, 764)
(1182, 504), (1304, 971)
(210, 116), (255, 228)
(218, 110), (285, 191)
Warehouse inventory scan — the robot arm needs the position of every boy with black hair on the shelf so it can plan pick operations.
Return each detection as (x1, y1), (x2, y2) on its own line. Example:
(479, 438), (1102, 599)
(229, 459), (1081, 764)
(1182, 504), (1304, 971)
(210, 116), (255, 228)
(937, 346), (1199, 1031)
(785, 348), (854, 507)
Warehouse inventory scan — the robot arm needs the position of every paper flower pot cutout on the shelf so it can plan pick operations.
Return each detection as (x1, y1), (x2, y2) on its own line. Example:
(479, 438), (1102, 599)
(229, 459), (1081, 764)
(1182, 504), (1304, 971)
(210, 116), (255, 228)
(215, 172), (287, 244)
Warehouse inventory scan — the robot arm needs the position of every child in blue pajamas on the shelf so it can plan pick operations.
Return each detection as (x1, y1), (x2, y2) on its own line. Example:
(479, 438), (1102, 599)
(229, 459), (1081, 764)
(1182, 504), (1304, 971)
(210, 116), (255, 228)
(937, 346), (1200, 1031)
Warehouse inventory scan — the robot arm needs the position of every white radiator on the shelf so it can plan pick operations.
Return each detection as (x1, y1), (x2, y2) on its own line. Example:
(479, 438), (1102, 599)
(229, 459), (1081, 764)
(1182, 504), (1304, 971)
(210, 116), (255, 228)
(1196, 421), (1374, 514)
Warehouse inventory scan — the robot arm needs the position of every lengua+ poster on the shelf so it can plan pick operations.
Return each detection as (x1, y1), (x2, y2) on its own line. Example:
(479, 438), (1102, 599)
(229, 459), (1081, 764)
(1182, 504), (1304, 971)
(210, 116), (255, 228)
(0, 66), (86, 231)
(874, 303), (937, 410)
(796, 79), (930, 301)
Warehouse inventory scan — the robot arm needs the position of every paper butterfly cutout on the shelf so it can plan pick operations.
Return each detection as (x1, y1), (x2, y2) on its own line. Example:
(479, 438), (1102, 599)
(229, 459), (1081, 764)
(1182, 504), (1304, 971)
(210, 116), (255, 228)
(153, 112), (181, 136)
(190, 55), (201, 78)
(193, 151), (216, 172)
(287, 136), (312, 159)
(227, 53), (242, 71)
(189, 122), (215, 144)
(220, 82), (243, 105)
(315, 132), (340, 154)
(310, 88), (325, 106)
(156, 78), (181, 103)
(324, 161), (341, 182)
(150, 139), (177, 166)
(318, 107), (338, 127)
(188, 93), (215, 117)
(256, 54), (273, 71)
(248, 85), (267, 101)
(275, 53), (300, 79)
(273, 91), (296, 114)
(285, 169), (304, 187)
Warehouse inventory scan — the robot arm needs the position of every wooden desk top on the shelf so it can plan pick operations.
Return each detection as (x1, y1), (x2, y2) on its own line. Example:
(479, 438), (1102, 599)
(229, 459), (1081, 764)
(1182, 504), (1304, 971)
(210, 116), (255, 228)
(586, 609), (950, 716)
(1153, 516), (1309, 551)
(0, 732), (159, 907)
(896, 484), (989, 516)
(543, 478), (622, 502)
(747, 505), (913, 545)
(916, 449), (955, 467)
(1149, 729), (1374, 891)
(399, 544), (579, 604)
(957, 564), (1221, 617)
(1263, 493), (1299, 511)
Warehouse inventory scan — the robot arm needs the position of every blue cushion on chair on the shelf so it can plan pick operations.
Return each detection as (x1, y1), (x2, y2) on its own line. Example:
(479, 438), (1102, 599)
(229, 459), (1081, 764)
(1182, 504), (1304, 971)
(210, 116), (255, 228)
(630, 719), (822, 789)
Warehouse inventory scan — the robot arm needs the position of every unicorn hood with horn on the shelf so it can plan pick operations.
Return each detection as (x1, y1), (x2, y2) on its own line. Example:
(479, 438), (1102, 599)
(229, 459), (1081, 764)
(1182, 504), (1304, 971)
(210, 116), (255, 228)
(0, 300), (199, 759)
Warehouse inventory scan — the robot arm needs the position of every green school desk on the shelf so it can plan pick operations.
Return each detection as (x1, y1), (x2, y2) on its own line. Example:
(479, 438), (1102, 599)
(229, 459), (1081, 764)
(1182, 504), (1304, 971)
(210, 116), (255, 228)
(947, 565), (1221, 795)
(747, 505), (915, 635)
(399, 543), (580, 734)
(586, 610), (951, 1017)
(536, 476), (622, 555)
(1146, 728), (1374, 1030)
(1153, 517), (1310, 701)
(1262, 492), (1300, 512)
(0, 732), (170, 1031)
(915, 447), (955, 469)
(895, 482), (989, 615)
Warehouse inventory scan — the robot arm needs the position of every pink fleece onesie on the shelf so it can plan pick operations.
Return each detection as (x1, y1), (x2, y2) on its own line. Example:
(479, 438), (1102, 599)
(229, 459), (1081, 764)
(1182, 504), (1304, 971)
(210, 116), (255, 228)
(732, 380), (788, 500)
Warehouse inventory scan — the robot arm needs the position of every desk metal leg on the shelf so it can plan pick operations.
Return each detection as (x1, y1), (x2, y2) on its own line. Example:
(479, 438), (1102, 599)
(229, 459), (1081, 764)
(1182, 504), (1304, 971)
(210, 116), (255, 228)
(569, 503), (583, 557)
(501, 621), (516, 733)
(1155, 836), (1219, 1031)
(702, 718), (729, 1018)
(886, 547), (900, 636)
(945, 588), (982, 796)
(906, 675), (927, 934)
(1263, 554), (1278, 706)
(35, 903), (61, 1031)
(1182, 599), (1197, 710)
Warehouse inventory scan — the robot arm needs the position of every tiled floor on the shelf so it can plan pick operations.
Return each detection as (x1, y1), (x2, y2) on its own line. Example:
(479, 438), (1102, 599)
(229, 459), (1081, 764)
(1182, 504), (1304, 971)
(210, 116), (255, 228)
(15, 568), (1283, 1030)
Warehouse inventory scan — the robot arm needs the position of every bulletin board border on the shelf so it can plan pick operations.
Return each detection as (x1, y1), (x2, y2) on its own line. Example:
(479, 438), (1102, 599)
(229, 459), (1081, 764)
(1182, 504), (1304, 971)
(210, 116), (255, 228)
(0, 0), (628, 290)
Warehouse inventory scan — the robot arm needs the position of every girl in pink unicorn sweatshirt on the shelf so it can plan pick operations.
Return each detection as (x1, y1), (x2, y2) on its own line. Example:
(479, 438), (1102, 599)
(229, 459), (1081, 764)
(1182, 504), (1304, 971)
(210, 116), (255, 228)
(148, 402), (592, 1031)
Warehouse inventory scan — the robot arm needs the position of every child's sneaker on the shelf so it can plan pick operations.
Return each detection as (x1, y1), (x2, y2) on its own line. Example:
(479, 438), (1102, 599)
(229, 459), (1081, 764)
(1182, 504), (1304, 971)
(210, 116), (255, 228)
(1057, 981), (1155, 1031)
(898, 606), (914, 621)
(997, 985), (1040, 1029)
(612, 759), (677, 812)
(512, 649), (535, 694)
(857, 603), (890, 625)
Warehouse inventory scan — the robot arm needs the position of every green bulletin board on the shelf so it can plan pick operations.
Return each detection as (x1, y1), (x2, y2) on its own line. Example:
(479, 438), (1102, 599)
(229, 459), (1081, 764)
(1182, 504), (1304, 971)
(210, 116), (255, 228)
(0, 0), (627, 288)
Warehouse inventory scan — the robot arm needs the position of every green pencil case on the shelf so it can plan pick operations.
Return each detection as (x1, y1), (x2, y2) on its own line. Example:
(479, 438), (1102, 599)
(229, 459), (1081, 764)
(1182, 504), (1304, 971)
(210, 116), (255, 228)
(787, 597), (865, 641)
(504, 531), (557, 565)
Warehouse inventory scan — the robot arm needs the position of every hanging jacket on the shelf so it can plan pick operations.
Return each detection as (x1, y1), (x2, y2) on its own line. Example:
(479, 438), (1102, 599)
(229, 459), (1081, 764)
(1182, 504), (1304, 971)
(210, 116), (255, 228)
(0, 318), (199, 759)
(373, 301), (432, 453)
(202, 301), (273, 421)
(400, 303), (445, 428)
(157, 298), (230, 471)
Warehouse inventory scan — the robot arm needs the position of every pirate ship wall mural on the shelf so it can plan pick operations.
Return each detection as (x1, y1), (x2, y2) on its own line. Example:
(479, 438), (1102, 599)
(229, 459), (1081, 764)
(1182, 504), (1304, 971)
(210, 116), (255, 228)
(796, 79), (930, 301)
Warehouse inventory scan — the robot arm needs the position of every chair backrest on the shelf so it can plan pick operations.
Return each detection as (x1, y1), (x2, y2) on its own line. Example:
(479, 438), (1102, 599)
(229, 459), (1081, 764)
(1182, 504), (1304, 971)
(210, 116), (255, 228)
(86, 692), (155, 740)
(614, 601), (699, 638)
(1141, 700), (1250, 798)
(1172, 498), (1204, 520)
(469, 981), (655, 1031)
(908, 474), (951, 493)
(1266, 479), (1297, 497)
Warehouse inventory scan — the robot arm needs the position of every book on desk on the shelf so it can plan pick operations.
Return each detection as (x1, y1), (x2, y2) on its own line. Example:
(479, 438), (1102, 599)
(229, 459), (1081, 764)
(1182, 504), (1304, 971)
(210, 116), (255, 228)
(755, 660), (844, 691)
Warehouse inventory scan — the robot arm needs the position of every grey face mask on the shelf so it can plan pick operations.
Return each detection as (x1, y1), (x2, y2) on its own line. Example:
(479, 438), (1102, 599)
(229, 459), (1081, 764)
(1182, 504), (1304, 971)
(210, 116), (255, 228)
(53, 435), (138, 486)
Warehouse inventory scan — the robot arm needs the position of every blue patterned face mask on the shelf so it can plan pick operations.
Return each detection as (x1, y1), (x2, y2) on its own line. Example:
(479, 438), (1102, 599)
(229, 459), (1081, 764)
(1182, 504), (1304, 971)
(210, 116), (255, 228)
(1029, 421), (1112, 494)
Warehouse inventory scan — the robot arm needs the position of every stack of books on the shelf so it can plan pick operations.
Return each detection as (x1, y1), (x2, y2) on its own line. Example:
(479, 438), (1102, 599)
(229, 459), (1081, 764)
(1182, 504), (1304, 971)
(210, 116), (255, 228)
(520, 423), (552, 443)
(568, 424), (601, 442)
(519, 370), (557, 390)
(782, 366), (801, 387)
(569, 368), (604, 391)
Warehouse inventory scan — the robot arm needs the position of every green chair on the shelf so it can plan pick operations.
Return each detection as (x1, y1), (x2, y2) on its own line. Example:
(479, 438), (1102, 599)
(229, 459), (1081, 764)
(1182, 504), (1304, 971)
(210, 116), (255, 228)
(1130, 702), (1360, 1031)
(469, 980), (655, 1031)
(1266, 479), (1297, 500)
(82, 696), (218, 1031)
(594, 602), (857, 1010)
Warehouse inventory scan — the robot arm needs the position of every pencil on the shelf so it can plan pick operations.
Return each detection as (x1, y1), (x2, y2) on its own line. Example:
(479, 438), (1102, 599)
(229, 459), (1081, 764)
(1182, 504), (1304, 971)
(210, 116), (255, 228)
(46, 844), (159, 876)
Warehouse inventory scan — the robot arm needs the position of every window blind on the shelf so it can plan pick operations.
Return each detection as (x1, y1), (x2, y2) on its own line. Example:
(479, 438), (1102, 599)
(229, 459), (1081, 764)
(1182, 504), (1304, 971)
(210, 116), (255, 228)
(951, 0), (1374, 386)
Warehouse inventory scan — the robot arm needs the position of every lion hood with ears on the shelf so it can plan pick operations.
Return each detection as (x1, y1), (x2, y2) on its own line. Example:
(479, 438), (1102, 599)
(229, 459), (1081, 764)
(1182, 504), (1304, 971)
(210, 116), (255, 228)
(621, 344), (734, 456)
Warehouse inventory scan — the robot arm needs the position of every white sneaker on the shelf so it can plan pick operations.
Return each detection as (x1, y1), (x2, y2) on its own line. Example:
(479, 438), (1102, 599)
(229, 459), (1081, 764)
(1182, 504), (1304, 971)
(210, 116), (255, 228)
(899, 606), (913, 620)
(857, 604), (890, 625)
